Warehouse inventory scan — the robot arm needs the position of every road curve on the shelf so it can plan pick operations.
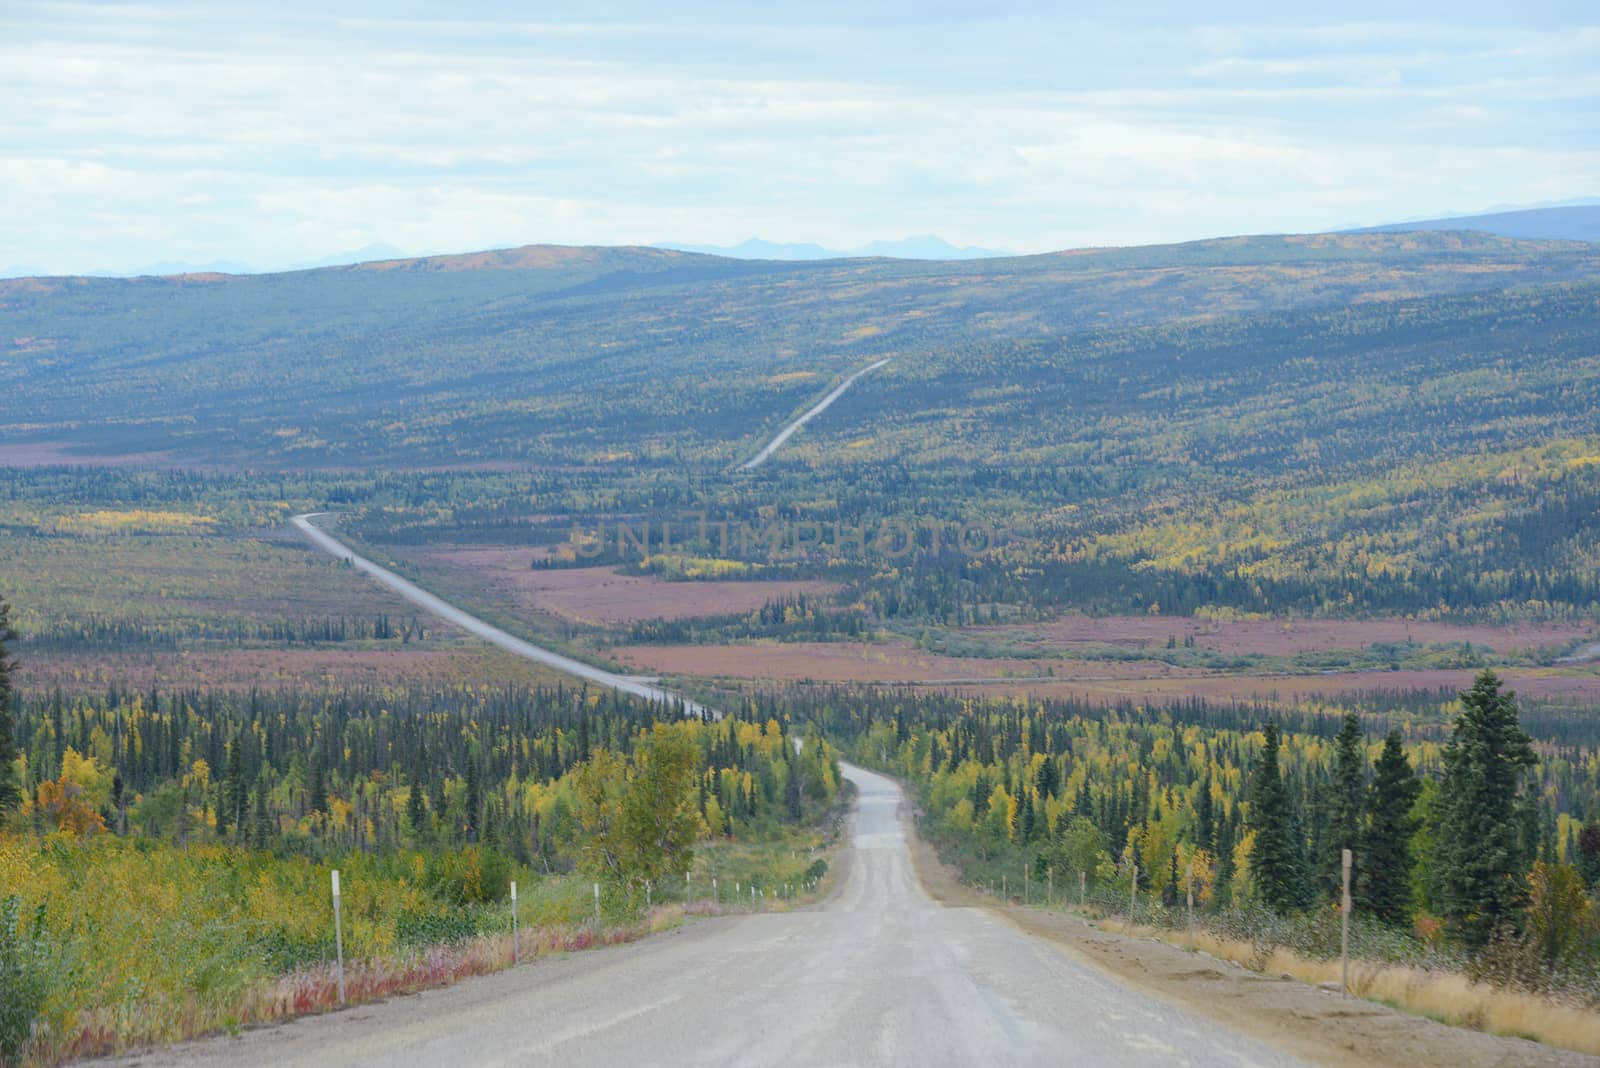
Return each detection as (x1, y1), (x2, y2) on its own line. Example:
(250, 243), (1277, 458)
(135, 764), (1295, 1067)
(742, 358), (890, 469)
(290, 513), (705, 716)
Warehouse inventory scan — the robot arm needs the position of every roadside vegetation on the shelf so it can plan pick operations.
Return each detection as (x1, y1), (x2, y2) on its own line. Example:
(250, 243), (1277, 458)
(0, 596), (843, 1064)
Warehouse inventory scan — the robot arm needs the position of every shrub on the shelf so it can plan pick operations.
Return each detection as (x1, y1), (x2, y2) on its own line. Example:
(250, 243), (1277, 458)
(0, 895), (49, 1066)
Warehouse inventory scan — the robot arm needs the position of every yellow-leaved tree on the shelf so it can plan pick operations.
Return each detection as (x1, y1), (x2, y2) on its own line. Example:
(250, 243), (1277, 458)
(573, 724), (701, 911)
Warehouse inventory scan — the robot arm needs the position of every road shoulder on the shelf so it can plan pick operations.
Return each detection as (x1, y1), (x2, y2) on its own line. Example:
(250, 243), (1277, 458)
(903, 811), (1594, 1068)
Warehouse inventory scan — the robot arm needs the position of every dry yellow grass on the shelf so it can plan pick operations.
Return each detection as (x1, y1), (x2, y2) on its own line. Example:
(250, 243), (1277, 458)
(1135, 925), (1600, 1057)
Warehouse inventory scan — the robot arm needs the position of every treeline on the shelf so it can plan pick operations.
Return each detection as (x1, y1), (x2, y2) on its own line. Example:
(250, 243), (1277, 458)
(6, 683), (842, 875)
(862, 553), (1600, 623)
(24, 613), (424, 650)
(785, 677), (1600, 975)
(625, 594), (871, 644)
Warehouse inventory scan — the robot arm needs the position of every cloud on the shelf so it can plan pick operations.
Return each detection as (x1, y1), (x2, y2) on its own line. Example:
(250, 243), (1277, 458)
(0, 1), (1596, 271)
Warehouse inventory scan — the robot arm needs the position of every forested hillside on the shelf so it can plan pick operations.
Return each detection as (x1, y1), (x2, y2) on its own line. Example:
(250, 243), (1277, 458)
(3, 232), (1598, 467)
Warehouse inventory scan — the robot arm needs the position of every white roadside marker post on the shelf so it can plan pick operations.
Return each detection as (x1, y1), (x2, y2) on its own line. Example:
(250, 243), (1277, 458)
(713, 877), (718, 906)
(1079, 869), (1086, 908)
(1341, 848), (1353, 997)
(686, 871), (692, 909)
(646, 881), (651, 912)
(331, 869), (346, 1006)
(511, 881), (518, 965)
(594, 881), (601, 928)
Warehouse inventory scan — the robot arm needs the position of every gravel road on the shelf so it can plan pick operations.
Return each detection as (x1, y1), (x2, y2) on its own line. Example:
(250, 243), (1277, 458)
(741, 358), (890, 469)
(290, 513), (704, 715)
(127, 764), (1295, 1067)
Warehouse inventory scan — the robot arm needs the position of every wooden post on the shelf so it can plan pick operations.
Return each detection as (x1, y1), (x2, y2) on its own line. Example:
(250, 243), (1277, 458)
(331, 869), (346, 1006)
(1185, 859), (1195, 950)
(1079, 869), (1086, 907)
(1125, 863), (1138, 933)
(511, 880), (519, 965)
(1341, 848), (1353, 997)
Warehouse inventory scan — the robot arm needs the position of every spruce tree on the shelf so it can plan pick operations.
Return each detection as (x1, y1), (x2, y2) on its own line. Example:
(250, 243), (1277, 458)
(1213, 810), (1236, 904)
(1576, 825), (1600, 890)
(308, 757), (327, 816)
(1356, 730), (1421, 925)
(465, 759), (482, 844)
(1321, 714), (1365, 900)
(1195, 773), (1215, 854)
(1434, 670), (1537, 947)
(785, 763), (802, 821)
(224, 739), (244, 839)
(1248, 723), (1307, 912)
(253, 779), (272, 846)
(0, 596), (19, 815)
(407, 778), (428, 835)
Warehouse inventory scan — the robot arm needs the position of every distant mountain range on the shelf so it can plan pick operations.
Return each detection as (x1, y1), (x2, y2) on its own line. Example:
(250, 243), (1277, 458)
(0, 237), (1006, 280)
(7, 206), (1598, 282)
(1345, 204), (1600, 244)
(651, 235), (1011, 261)
(0, 243), (410, 281)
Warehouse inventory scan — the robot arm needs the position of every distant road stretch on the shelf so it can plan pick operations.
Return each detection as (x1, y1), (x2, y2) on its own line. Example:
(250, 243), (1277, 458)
(139, 764), (1294, 1067)
(742, 358), (890, 469)
(290, 513), (704, 715)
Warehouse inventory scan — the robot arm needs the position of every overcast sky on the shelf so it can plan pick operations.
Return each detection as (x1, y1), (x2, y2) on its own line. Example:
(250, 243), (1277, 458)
(3, 1), (1597, 274)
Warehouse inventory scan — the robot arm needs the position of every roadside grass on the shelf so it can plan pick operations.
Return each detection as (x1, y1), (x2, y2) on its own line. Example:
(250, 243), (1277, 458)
(913, 820), (1600, 1059)
(691, 825), (836, 908)
(1124, 924), (1600, 1058)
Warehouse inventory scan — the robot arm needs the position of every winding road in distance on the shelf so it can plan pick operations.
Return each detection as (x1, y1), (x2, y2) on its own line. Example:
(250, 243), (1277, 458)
(290, 513), (705, 716)
(742, 358), (890, 469)
(140, 764), (1293, 1067)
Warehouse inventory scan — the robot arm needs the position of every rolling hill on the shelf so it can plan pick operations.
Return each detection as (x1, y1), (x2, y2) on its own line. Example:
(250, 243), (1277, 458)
(4, 230), (1599, 469)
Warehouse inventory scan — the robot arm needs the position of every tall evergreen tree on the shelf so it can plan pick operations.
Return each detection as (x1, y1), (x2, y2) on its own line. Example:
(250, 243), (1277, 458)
(784, 763), (802, 821)
(222, 739), (244, 839)
(1356, 730), (1421, 925)
(1576, 825), (1600, 890)
(1434, 670), (1538, 947)
(407, 778), (428, 836)
(308, 757), (327, 817)
(1248, 723), (1307, 912)
(1321, 714), (1366, 899)
(1213, 810), (1236, 904)
(1195, 773), (1215, 854)
(0, 595), (20, 815)
(465, 759), (482, 844)
(252, 779), (273, 846)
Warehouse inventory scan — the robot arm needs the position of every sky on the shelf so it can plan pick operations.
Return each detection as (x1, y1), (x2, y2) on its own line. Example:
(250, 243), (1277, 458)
(2, 0), (1597, 274)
